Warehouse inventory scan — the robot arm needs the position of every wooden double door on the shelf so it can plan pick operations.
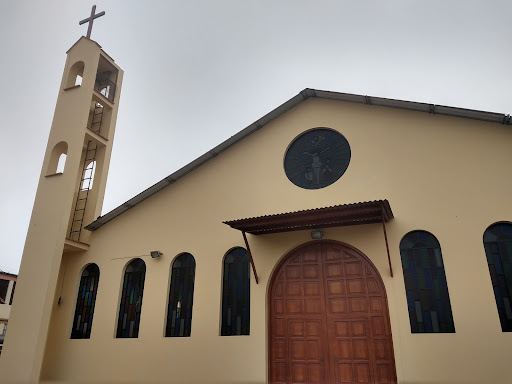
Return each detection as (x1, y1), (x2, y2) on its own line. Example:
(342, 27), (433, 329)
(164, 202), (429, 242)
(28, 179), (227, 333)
(269, 241), (396, 384)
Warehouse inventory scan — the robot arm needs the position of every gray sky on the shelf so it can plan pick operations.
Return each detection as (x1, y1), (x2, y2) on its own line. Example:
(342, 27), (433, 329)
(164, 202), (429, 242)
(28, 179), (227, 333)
(1, 1), (511, 274)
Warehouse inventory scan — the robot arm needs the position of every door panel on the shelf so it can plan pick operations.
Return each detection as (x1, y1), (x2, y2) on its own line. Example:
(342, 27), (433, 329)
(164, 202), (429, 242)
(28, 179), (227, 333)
(269, 241), (396, 384)
(328, 317), (373, 384)
(288, 319), (327, 384)
(271, 244), (329, 384)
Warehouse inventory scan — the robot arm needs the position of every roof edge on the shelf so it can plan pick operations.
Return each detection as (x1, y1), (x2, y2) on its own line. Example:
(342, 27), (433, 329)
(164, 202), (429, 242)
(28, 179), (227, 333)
(66, 36), (102, 54)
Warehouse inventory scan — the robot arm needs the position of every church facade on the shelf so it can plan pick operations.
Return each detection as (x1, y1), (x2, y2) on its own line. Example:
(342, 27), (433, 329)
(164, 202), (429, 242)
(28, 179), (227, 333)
(1, 38), (512, 384)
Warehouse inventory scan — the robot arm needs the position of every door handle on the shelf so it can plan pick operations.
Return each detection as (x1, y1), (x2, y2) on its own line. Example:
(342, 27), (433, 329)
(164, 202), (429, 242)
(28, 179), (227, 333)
(334, 356), (339, 362)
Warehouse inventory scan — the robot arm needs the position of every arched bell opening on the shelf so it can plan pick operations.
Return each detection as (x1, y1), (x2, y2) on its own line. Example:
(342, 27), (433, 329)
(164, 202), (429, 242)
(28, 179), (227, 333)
(65, 61), (85, 88)
(46, 141), (68, 175)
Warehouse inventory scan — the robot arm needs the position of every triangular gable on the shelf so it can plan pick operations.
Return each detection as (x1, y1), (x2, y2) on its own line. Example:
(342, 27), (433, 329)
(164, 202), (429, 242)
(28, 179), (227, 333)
(85, 88), (511, 231)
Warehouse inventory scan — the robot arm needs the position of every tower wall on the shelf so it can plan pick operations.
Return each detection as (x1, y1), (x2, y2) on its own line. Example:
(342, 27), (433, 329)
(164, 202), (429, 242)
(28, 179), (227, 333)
(0, 37), (123, 383)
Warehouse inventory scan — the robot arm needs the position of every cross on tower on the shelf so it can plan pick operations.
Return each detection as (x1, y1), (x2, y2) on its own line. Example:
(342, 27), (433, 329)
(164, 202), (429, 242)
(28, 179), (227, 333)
(79, 5), (105, 39)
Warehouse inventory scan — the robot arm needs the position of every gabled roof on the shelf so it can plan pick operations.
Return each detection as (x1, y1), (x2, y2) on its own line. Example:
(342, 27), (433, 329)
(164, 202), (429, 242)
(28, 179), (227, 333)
(85, 88), (511, 231)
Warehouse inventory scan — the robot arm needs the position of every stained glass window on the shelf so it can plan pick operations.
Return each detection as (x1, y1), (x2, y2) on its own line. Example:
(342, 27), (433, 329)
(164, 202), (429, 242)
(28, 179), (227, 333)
(399, 231), (455, 333)
(166, 253), (195, 337)
(221, 247), (250, 336)
(71, 264), (100, 339)
(284, 128), (351, 190)
(116, 258), (146, 338)
(483, 222), (512, 332)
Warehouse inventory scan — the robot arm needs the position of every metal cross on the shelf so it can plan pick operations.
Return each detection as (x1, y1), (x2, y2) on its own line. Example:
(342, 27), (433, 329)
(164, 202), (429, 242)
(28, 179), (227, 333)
(79, 5), (106, 39)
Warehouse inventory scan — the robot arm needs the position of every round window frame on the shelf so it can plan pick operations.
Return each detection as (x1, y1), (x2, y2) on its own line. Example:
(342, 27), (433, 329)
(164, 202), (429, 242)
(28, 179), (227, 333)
(283, 127), (351, 190)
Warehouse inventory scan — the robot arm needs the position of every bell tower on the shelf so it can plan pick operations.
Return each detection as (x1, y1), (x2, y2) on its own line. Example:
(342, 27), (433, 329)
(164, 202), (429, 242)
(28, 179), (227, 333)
(0, 9), (123, 382)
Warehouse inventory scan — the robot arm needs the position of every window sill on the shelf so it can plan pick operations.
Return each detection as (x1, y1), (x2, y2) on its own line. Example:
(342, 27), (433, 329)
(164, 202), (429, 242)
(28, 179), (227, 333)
(63, 85), (81, 91)
(45, 172), (63, 178)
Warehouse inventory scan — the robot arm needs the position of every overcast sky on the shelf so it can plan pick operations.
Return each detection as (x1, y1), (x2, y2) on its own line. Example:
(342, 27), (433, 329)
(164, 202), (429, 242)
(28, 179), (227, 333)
(1, 1), (511, 274)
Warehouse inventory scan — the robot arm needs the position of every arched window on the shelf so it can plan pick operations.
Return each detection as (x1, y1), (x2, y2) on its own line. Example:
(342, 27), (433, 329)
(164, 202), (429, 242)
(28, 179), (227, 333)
(65, 61), (85, 88)
(166, 253), (196, 337)
(399, 230), (455, 333)
(116, 258), (146, 338)
(47, 141), (68, 175)
(221, 247), (250, 336)
(71, 264), (100, 339)
(483, 222), (512, 332)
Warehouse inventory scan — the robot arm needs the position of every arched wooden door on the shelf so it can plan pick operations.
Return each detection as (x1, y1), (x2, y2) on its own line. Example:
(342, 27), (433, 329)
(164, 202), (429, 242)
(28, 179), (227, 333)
(269, 241), (396, 384)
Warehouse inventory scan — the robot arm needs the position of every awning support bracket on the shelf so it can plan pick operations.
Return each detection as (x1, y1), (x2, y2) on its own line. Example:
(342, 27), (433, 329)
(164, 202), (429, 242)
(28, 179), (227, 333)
(381, 206), (393, 277)
(242, 231), (259, 284)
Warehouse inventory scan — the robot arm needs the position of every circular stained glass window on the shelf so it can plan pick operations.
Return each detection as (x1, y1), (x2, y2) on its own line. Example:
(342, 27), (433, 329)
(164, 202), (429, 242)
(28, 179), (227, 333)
(284, 128), (351, 189)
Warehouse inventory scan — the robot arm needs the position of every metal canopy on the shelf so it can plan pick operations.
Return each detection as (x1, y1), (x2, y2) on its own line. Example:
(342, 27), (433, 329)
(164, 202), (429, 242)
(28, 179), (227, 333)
(224, 200), (395, 280)
(223, 200), (393, 235)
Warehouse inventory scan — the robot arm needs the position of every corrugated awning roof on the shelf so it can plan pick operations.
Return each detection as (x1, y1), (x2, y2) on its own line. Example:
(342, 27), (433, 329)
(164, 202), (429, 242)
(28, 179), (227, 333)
(223, 200), (393, 235)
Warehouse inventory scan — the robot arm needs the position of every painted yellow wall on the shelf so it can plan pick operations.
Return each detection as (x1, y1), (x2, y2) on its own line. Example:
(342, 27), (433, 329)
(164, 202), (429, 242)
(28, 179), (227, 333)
(37, 98), (512, 383)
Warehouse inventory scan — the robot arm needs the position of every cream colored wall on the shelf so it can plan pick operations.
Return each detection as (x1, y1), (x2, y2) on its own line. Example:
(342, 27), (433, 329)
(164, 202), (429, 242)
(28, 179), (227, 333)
(41, 98), (511, 384)
(0, 280), (15, 320)
(0, 305), (11, 322)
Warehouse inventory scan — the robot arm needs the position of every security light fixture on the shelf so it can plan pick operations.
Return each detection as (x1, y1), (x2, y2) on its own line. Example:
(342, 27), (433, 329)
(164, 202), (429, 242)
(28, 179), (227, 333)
(150, 251), (162, 258)
(311, 230), (323, 239)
